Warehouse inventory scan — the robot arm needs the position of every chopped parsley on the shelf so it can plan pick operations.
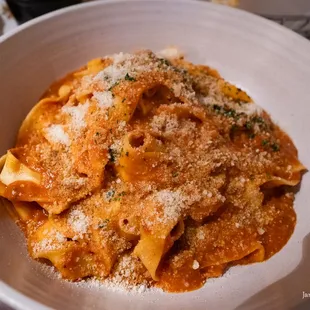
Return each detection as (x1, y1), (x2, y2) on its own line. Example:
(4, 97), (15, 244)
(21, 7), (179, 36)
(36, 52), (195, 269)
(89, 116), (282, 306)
(245, 121), (252, 130)
(172, 171), (178, 177)
(98, 219), (110, 229)
(271, 143), (280, 152)
(122, 98), (126, 103)
(108, 148), (117, 162)
(105, 189), (115, 201)
(261, 139), (279, 151)
(125, 151), (129, 157)
(108, 81), (119, 91)
(159, 58), (170, 66)
(252, 116), (265, 124)
(125, 73), (136, 81)
(223, 109), (236, 118)
(213, 104), (221, 112)
(212, 104), (238, 119)
(113, 191), (127, 201)
(247, 116), (268, 131)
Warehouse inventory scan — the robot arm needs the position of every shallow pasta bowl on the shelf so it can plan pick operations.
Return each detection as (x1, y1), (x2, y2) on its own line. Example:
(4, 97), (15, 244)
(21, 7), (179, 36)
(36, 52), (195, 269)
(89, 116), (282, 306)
(1, 0), (310, 309)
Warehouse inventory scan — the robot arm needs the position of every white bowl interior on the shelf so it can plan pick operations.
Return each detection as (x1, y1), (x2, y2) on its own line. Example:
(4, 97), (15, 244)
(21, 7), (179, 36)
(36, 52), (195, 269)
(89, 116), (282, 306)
(1, 1), (310, 309)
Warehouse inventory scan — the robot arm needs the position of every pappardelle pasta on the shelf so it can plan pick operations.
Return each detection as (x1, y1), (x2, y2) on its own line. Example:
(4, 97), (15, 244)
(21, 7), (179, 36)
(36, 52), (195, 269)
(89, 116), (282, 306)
(0, 49), (305, 292)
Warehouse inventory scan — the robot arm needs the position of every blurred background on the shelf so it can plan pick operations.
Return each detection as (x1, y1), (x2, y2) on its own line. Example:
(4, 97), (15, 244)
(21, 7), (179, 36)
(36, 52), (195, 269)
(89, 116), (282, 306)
(0, 0), (310, 38)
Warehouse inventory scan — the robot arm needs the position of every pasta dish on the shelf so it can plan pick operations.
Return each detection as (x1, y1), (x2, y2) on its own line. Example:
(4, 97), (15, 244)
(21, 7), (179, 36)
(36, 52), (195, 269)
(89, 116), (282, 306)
(0, 49), (305, 292)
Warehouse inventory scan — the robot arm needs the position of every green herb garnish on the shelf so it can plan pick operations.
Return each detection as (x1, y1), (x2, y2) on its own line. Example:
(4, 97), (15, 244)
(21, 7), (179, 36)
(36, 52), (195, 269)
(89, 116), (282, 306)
(105, 190), (115, 201)
(98, 219), (110, 229)
(172, 171), (178, 177)
(213, 104), (221, 111)
(108, 81), (119, 91)
(159, 58), (170, 66)
(245, 121), (252, 130)
(125, 73), (136, 81)
(252, 116), (265, 124)
(223, 109), (236, 118)
(108, 148), (116, 162)
(271, 143), (280, 152)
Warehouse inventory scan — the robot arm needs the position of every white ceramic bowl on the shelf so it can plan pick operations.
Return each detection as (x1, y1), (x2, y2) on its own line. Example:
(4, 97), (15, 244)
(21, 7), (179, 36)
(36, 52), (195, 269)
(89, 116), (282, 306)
(1, 1), (310, 309)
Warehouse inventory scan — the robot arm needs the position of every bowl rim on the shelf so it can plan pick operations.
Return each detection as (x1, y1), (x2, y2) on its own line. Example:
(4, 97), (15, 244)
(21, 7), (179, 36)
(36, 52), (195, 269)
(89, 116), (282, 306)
(0, 282), (50, 310)
(1, 0), (310, 45)
(1, 0), (310, 309)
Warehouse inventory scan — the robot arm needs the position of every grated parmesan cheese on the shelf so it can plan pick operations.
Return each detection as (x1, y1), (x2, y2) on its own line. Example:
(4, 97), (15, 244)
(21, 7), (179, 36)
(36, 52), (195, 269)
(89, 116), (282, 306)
(202, 190), (213, 198)
(95, 51), (172, 89)
(108, 52), (132, 65)
(257, 227), (265, 235)
(150, 113), (179, 134)
(172, 82), (184, 97)
(55, 232), (66, 243)
(76, 254), (152, 294)
(67, 209), (90, 239)
(157, 47), (183, 59)
(33, 233), (65, 254)
(93, 91), (114, 109)
(238, 103), (262, 116)
(62, 101), (89, 132)
(197, 230), (205, 240)
(62, 176), (86, 189)
(45, 124), (70, 146)
(118, 120), (126, 131)
(155, 189), (187, 224)
(95, 53), (134, 87)
(192, 260), (200, 270)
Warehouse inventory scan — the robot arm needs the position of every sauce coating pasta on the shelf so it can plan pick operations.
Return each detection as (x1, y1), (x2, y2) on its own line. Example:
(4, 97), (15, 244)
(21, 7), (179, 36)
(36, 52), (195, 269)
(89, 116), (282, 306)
(0, 49), (305, 292)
